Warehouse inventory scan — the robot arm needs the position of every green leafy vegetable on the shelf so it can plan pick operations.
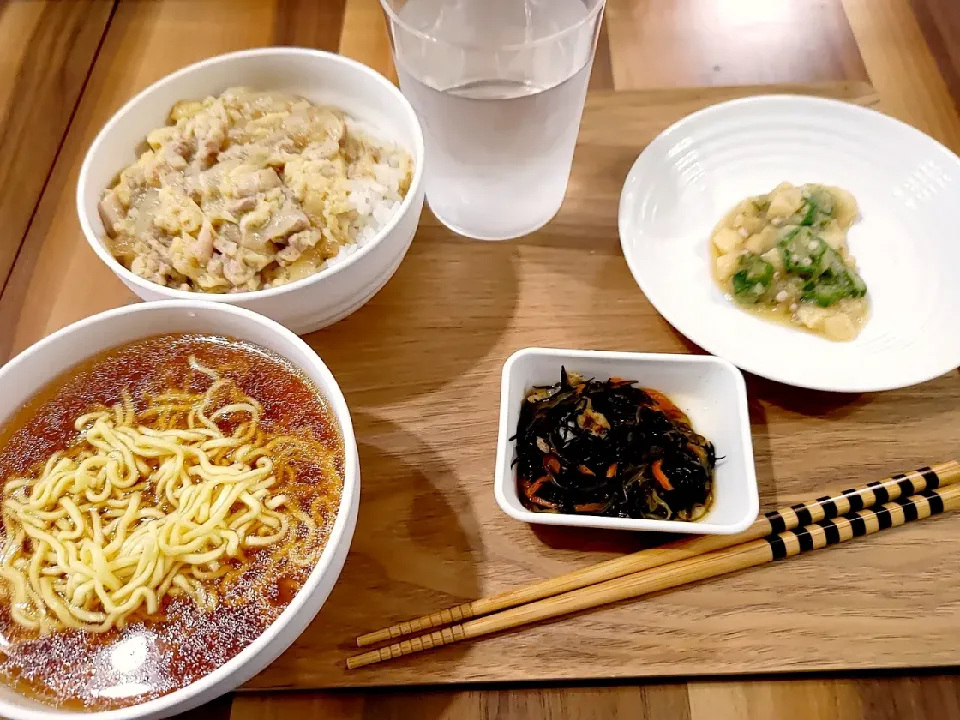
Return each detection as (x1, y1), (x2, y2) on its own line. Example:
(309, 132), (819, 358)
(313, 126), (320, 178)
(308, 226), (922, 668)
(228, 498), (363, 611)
(795, 187), (836, 227)
(732, 254), (774, 303)
(779, 227), (825, 278)
(799, 250), (868, 307)
(777, 224), (867, 307)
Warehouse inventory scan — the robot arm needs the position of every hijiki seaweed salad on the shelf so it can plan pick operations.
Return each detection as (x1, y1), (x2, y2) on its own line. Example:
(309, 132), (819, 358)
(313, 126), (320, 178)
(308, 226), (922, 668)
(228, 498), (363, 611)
(513, 369), (716, 521)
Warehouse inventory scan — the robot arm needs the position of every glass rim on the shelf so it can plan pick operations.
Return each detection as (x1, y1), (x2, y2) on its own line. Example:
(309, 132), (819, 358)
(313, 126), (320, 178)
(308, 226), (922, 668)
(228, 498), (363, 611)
(379, 0), (606, 52)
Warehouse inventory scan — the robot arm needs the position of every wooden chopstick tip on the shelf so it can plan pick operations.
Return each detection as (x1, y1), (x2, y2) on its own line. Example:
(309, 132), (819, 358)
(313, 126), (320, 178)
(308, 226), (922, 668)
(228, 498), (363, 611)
(346, 649), (382, 670)
(356, 629), (390, 647)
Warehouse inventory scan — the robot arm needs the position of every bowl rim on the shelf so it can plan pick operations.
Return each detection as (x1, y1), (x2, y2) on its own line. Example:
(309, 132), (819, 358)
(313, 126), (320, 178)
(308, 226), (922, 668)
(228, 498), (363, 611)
(76, 46), (425, 302)
(0, 300), (359, 719)
(494, 347), (758, 535)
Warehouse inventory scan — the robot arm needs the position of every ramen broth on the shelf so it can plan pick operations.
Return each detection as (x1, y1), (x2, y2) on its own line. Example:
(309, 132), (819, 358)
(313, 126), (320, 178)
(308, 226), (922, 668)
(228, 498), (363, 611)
(0, 334), (344, 710)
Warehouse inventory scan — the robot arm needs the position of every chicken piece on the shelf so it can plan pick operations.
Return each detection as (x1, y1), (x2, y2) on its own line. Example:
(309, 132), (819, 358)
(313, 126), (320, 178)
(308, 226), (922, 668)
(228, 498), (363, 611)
(223, 256), (256, 286)
(277, 229), (321, 264)
(214, 225), (240, 258)
(239, 191), (281, 239)
(257, 199), (309, 243)
(189, 220), (215, 263)
(227, 196), (257, 216)
(228, 166), (281, 198)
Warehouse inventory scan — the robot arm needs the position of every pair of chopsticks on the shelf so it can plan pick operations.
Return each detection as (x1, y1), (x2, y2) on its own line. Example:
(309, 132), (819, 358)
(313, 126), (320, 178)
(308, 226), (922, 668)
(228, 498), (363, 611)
(347, 460), (960, 669)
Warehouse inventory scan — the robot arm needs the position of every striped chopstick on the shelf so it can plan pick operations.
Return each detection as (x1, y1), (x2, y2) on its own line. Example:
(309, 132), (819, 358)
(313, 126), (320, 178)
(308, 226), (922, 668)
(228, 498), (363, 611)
(347, 479), (960, 669)
(355, 461), (960, 648)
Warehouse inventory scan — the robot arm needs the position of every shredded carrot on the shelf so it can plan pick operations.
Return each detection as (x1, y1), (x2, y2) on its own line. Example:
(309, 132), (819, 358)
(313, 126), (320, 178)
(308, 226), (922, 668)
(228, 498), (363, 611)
(523, 475), (549, 498)
(643, 388), (688, 424)
(651, 459), (674, 491)
(521, 476), (557, 509)
(606, 463), (618, 478)
(527, 494), (558, 509)
(574, 502), (609, 513)
(544, 455), (561, 474)
(577, 464), (596, 477)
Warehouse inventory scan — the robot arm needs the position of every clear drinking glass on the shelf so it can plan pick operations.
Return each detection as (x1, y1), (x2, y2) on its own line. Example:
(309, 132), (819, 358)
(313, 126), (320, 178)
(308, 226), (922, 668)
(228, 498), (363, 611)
(381, 0), (606, 240)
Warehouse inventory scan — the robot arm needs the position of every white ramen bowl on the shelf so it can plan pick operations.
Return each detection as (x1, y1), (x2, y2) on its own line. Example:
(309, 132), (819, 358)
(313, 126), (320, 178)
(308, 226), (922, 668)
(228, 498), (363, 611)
(77, 48), (425, 335)
(495, 348), (758, 535)
(0, 301), (360, 720)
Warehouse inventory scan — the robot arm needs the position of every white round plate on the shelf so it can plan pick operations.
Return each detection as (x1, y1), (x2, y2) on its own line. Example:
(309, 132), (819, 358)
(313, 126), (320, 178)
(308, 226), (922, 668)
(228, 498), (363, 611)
(619, 95), (960, 393)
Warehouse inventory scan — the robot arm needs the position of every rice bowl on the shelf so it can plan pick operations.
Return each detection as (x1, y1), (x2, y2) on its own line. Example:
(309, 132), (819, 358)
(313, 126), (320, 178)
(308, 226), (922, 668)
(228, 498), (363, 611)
(78, 48), (425, 334)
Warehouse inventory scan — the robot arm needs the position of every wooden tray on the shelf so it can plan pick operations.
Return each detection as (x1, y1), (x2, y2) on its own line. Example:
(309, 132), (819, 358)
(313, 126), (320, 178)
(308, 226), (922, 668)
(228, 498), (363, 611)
(2, 43), (959, 688)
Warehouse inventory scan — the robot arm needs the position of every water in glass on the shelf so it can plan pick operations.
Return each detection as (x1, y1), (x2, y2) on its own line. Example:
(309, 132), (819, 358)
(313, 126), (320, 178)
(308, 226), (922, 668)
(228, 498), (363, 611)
(386, 0), (603, 240)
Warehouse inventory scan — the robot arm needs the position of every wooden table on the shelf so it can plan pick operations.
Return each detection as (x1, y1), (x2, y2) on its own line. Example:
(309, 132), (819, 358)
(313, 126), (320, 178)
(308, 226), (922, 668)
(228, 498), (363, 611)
(1, 0), (960, 717)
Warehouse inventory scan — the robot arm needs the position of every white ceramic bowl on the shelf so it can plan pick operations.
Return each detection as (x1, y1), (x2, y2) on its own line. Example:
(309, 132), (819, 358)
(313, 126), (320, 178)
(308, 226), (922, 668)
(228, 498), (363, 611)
(0, 301), (360, 720)
(495, 348), (758, 535)
(619, 95), (960, 392)
(77, 48), (425, 335)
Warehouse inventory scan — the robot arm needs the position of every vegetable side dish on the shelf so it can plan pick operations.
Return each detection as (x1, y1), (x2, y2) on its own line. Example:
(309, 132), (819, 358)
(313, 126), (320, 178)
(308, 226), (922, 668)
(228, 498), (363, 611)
(712, 182), (868, 341)
(513, 369), (715, 521)
(99, 88), (413, 293)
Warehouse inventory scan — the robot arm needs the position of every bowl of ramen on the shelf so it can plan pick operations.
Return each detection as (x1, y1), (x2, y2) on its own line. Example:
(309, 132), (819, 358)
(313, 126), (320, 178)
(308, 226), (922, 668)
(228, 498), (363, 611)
(0, 301), (359, 718)
(77, 48), (425, 335)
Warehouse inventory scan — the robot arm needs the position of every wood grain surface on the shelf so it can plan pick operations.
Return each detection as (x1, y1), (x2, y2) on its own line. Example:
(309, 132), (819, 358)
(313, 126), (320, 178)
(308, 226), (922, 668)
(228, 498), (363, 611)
(604, 0), (868, 89)
(842, 0), (960, 151)
(911, 0), (960, 111)
(2, 0), (960, 717)
(219, 676), (960, 720)
(0, 0), (114, 294)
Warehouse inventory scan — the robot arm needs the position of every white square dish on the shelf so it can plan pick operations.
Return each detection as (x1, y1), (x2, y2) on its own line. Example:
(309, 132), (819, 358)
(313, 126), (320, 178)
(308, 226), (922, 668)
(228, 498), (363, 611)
(494, 348), (758, 534)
